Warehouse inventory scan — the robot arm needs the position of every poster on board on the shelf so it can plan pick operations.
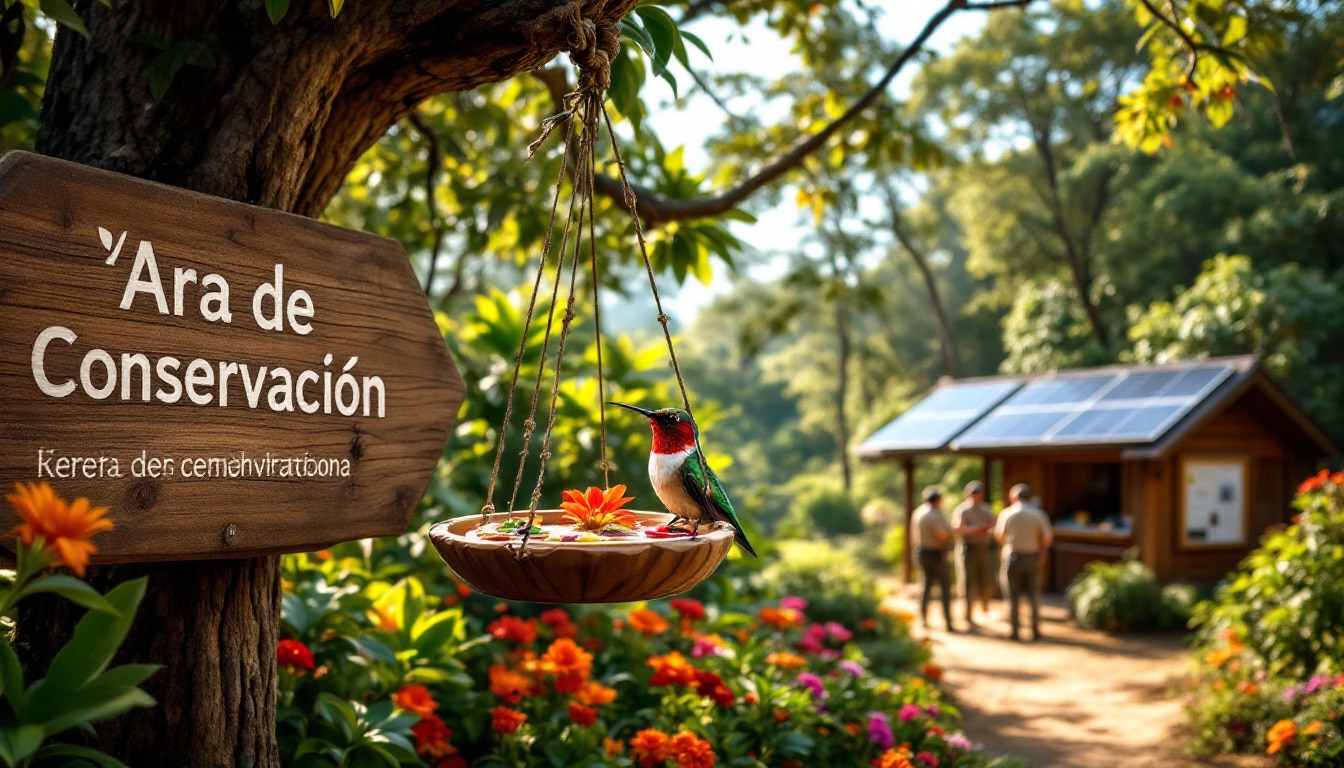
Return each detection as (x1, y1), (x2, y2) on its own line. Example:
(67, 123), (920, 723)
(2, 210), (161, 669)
(1181, 456), (1247, 547)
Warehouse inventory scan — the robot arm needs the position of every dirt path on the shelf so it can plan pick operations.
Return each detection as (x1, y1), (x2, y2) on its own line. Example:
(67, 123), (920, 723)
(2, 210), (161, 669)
(882, 584), (1269, 768)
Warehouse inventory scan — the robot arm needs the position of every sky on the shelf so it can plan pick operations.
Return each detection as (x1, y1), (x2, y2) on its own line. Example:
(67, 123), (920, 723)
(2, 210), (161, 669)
(625, 1), (989, 322)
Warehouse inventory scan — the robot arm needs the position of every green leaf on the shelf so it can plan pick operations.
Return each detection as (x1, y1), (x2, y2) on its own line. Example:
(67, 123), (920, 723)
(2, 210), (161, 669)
(0, 724), (44, 763)
(39, 0), (88, 40)
(26, 577), (147, 722)
(127, 33), (169, 52)
(680, 30), (713, 61)
(0, 88), (38, 129)
(18, 573), (119, 614)
(265, 0), (290, 24)
(634, 6), (676, 76)
(148, 49), (186, 102)
(32, 744), (130, 768)
(618, 16), (655, 57)
(92, 663), (160, 690)
(1221, 15), (1247, 47)
(0, 639), (25, 710)
(40, 686), (156, 735)
(608, 47), (645, 132)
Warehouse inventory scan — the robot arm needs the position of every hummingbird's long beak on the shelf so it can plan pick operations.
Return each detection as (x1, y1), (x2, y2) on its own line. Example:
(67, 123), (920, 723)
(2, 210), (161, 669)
(608, 401), (655, 418)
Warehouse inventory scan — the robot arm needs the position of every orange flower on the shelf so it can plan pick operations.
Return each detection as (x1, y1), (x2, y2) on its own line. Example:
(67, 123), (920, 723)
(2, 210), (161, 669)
(411, 713), (456, 757)
(759, 607), (803, 629)
(574, 680), (618, 706)
(668, 731), (716, 768)
(845, 722), (863, 737)
(393, 684), (438, 717)
(922, 664), (943, 682)
(560, 484), (637, 531)
(648, 652), (698, 687)
(489, 664), (534, 704)
(541, 637), (593, 693)
(874, 746), (915, 768)
(1237, 681), (1259, 695)
(766, 651), (807, 669)
(772, 709), (790, 724)
(488, 616), (538, 644)
(629, 608), (670, 636)
(568, 702), (599, 726)
(1304, 721), (1324, 736)
(1266, 719), (1296, 755)
(8, 482), (113, 577)
(629, 729), (671, 767)
(604, 737), (625, 757)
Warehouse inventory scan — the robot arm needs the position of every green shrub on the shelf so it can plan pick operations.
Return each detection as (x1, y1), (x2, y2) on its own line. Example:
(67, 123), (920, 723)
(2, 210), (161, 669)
(1066, 558), (1190, 632)
(793, 486), (865, 536)
(1192, 470), (1344, 678)
(880, 525), (906, 567)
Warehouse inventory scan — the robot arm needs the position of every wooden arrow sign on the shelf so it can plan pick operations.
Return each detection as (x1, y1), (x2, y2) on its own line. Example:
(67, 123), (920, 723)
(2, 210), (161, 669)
(0, 152), (465, 562)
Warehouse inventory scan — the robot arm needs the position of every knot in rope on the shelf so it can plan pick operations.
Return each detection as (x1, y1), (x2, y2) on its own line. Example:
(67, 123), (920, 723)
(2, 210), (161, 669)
(566, 11), (619, 93)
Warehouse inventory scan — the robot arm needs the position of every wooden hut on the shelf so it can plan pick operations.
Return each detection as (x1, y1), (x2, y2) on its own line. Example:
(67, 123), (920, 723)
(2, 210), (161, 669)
(857, 357), (1338, 590)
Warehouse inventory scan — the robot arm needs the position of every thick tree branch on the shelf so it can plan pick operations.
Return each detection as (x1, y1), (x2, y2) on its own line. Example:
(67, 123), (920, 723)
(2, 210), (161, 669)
(879, 181), (960, 378)
(589, 0), (1039, 227)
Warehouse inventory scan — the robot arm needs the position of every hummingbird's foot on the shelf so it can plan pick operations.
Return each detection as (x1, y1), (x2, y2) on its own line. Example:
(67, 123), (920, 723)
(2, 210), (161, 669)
(691, 518), (702, 538)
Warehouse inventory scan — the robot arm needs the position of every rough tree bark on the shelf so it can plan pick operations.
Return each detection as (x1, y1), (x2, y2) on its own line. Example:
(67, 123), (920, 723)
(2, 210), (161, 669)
(16, 0), (633, 764)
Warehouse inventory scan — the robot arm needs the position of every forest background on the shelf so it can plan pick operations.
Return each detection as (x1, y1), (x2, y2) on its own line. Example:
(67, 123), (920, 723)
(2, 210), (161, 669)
(4, 0), (1342, 544)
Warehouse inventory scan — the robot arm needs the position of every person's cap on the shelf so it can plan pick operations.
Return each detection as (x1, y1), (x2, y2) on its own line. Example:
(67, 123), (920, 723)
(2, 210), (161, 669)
(1009, 482), (1034, 501)
(964, 480), (985, 495)
(921, 485), (943, 503)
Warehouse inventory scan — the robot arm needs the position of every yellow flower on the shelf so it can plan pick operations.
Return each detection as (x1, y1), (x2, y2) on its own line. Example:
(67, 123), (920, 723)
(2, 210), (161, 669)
(7, 481), (113, 577)
(560, 485), (637, 531)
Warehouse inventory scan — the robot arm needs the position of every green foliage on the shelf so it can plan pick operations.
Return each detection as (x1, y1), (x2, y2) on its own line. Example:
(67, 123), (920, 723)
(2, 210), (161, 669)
(1127, 255), (1344, 441)
(0, 539), (155, 768)
(1192, 471), (1344, 678)
(1065, 557), (1191, 632)
(786, 481), (864, 537)
(879, 525), (906, 569)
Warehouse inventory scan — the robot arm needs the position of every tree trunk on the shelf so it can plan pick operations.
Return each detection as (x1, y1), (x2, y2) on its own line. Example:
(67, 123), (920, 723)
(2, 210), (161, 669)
(833, 288), (853, 494)
(882, 193), (960, 378)
(16, 0), (634, 763)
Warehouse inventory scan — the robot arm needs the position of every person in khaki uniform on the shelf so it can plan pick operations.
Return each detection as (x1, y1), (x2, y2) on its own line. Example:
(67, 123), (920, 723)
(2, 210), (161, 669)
(994, 483), (1053, 641)
(911, 486), (957, 632)
(951, 480), (996, 628)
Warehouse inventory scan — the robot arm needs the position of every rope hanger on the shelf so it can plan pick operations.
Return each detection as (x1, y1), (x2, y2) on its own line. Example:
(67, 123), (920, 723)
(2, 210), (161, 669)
(477, 12), (715, 562)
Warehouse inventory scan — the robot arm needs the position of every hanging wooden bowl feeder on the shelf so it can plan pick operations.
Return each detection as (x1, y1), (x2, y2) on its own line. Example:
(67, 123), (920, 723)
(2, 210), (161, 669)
(429, 18), (736, 603)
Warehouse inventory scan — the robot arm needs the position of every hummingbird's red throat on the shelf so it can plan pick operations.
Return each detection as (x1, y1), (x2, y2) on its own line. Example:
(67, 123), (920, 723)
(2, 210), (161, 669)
(651, 421), (697, 455)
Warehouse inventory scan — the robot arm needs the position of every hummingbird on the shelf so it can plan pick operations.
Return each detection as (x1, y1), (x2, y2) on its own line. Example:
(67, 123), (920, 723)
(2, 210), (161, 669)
(609, 402), (756, 557)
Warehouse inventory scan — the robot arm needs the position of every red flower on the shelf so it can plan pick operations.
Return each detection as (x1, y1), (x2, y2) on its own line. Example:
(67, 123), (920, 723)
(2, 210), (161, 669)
(392, 684), (438, 717)
(568, 702), (599, 727)
(541, 608), (571, 626)
(921, 664), (943, 682)
(669, 598), (707, 621)
(438, 757), (468, 768)
(692, 670), (735, 708)
(488, 616), (538, 644)
(277, 639), (314, 671)
(411, 714), (456, 758)
(491, 706), (527, 734)
(629, 729), (671, 767)
(668, 731), (716, 768)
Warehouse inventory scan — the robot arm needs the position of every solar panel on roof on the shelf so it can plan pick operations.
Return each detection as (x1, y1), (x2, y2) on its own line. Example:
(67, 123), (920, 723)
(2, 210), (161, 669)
(857, 380), (1021, 453)
(954, 362), (1236, 448)
(1006, 375), (1115, 406)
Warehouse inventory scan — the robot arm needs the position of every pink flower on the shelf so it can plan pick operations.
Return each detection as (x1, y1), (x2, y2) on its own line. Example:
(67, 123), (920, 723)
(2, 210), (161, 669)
(780, 596), (809, 612)
(867, 711), (894, 751)
(819, 649), (842, 661)
(824, 622), (853, 642)
(839, 660), (866, 677)
(924, 704), (940, 717)
(691, 635), (728, 658)
(796, 672), (827, 701)
(947, 734), (972, 751)
(898, 704), (922, 722)
(915, 752), (939, 767)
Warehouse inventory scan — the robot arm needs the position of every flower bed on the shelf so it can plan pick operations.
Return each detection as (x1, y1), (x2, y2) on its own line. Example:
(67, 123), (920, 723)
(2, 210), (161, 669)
(276, 534), (1024, 767)
(1184, 470), (1344, 765)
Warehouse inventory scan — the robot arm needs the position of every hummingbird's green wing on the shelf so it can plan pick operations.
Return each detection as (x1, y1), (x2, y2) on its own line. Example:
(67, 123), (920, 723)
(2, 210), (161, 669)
(682, 452), (757, 557)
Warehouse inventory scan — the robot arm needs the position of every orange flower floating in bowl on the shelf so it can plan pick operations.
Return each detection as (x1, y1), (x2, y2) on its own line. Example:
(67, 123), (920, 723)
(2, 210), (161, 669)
(560, 485), (637, 532)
